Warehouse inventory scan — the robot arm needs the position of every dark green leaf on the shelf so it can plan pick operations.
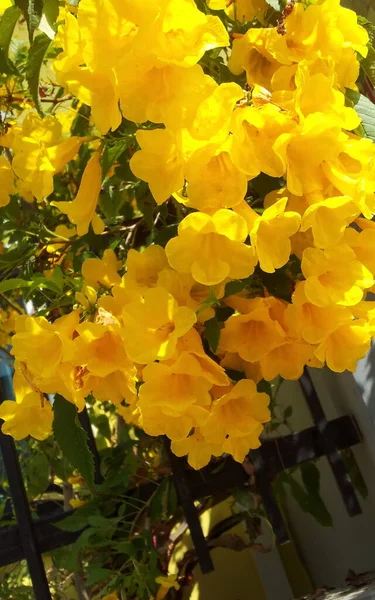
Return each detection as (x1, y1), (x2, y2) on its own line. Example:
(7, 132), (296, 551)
(43, 0), (59, 29)
(87, 566), (112, 586)
(0, 46), (18, 74)
(26, 32), (51, 115)
(116, 541), (136, 558)
(102, 141), (129, 177)
(204, 317), (221, 354)
(0, 5), (21, 54)
(224, 275), (253, 298)
(354, 93), (375, 141)
(56, 504), (95, 532)
(154, 224), (178, 247)
(53, 395), (95, 489)
(25, 453), (49, 499)
(14, 0), (43, 42)
(99, 190), (126, 220)
(87, 515), (112, 529)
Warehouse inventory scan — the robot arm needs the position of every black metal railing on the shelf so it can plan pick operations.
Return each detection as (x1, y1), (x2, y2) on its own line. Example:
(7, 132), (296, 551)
(0, 368), (365, 598)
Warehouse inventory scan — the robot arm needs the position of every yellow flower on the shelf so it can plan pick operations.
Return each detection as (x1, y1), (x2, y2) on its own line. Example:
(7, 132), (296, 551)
(118, 62), (214, 128)
(130, 129), (185, 205)
(301, 196), (359, 248)
(236, 198), (301, 273)
(220, 297), (286, 362)
(11, 312), (80, 380)
(277, 61), (361, 131)
(157, 268), (225, 322)
(53, 151), (104, 237)
(301, 244), (374, 307)
(165, 209), (257, 286)
(230, 104), (296, 180)
(315, 319), (370, 373)
(138, 351), (227, 440)
(77, 0), (136, 74)
(208, 0), (268, 23)
(0, 392), (53, 441)
(259, 339), (314, 381)
(287, 281), (353, 345)
(0, 0), (12, 15)
(202, 379), (270, 444)
(146, 0), (229, 67)
(188, 82), (244, 143)
(82, 249), (122, 290)
(343, 227), (375, 275)
(184, 143), (247, 212)
(220, 351), (262, 384)
(69, 498), (88, 509)
(155, 574), (180, 600)
(121, 287), (197, 364)
(171, 430), (222, 470)
(228, 28), (282, 89)
(0, 156), (15, 207)
(124, 245), (169, 294)
(274, 113), (346, 196)
(68, 475), (85, 486)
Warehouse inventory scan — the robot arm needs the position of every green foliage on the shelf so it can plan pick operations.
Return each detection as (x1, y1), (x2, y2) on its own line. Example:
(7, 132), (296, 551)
(26, 32), (51, 115)
(14, 0), (43, 42)
(53, 396), (95, 489)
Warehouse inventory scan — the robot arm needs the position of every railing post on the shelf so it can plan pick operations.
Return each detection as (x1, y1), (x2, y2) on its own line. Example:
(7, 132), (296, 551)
(0, 376), (52, 600)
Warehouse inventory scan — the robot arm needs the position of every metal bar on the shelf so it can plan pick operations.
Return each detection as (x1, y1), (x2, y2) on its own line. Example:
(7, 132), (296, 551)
(0, 377), (52, 599)
(165, 439), (214, 574)
(251, 449), (290, 544)
(0, 415), (363, 568)
(299, 368), (362, 517)
(77, 407), (103, 485)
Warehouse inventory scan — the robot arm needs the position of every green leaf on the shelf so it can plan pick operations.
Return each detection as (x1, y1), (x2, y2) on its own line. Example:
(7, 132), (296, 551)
(26, 32), (51, 115)
(116, 541), (136, 558)
(14, 0), (43, 42)
(0, 46), (18, 74)
(56, 503), (96, 532)
(102, 141), (129, 177)
(0, 5), (21, 54)
(87, 515), (112, 529)
(204, 317), (221, 354)
(354, 93), (375, 142)
(86, 566), (112, 586)
(224, 275), (253, 298)
(53, 395), (95, 489)
(99, 190), (126, 220)
(51, 266), (64, 292)
(0, 278), (31, 293)
(154, 224), (178, 247)
(43, 0), (59, 29)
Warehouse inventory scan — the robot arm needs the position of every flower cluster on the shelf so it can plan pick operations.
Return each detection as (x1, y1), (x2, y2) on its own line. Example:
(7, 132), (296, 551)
(1, 0), (374, 471)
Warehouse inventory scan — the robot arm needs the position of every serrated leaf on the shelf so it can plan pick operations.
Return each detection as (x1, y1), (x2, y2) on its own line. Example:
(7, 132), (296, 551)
(14, 0), (43, 42)
(53, 395), (95, 489)
(204, 317), (221, 354)
(354, 93), (375, 141)
(0, 278), (31, 293)
(26, 32), (51, 115)
(87, 515), (112, 529)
